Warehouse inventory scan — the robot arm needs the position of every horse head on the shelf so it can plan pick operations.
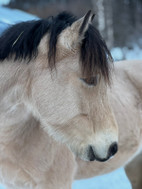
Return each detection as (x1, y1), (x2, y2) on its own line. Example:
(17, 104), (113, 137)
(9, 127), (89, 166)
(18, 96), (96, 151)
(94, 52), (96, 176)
(0, 10), (118, 162)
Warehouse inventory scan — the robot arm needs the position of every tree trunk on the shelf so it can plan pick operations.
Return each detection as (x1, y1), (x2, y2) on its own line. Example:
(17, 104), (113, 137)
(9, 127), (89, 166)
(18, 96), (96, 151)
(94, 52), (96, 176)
(104, 0), (114, 48)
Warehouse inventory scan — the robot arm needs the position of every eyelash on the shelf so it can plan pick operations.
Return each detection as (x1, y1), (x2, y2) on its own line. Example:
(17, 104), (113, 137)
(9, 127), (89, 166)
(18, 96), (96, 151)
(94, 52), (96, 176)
(80, 76), (99, 86)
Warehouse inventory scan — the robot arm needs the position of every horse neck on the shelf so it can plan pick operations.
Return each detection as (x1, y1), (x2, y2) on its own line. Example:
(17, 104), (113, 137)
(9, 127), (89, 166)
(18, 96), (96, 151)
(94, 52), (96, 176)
(114, 60), (142, 100)
(126, 60), (142, 100)
(0, 60), (33, 135)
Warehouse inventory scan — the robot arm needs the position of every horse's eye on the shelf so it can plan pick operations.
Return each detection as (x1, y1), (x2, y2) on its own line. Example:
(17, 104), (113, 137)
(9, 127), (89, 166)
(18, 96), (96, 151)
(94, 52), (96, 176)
(80, 76), (99, 86)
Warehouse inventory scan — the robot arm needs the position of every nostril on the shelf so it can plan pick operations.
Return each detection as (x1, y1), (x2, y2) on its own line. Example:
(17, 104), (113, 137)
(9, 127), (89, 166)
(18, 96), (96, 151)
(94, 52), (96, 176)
(108, 142), (118, 157)
(88, 146), (96, 161)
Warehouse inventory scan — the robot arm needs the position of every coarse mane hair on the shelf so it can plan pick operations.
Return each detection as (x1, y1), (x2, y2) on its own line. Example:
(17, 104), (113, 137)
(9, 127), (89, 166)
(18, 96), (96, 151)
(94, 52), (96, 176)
(0, 11), (112, 83)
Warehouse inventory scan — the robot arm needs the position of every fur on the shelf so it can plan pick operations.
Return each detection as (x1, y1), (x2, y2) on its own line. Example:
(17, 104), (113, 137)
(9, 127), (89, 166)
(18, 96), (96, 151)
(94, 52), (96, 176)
(0, 11), (141, 189)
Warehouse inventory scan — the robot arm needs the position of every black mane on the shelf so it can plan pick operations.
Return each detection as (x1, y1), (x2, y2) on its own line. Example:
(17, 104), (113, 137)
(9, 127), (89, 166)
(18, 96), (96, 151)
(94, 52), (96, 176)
(0, 12), (76, 62)
(0, 12), (112, 83)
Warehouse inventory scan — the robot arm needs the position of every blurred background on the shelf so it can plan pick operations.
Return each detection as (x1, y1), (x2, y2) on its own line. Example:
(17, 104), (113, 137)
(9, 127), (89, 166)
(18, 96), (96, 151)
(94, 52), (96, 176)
(0, 0), (142, 188)
(1, 0), (142, 60)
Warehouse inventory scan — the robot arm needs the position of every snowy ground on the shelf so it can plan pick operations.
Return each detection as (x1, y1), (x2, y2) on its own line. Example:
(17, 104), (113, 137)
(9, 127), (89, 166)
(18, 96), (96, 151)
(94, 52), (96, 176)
(73, 168), (132, 189)
(1, 5), (141, 189)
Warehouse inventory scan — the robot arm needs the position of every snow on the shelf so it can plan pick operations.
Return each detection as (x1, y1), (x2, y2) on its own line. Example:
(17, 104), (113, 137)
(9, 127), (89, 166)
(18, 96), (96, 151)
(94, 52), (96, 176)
(111, 43), (142, 61)
(0, 6), (38, 25)
(73, 168), (132, 189)
(111, 47), (124, 60)
(0, 5), (140, 189)
(0, 0), (10, 6)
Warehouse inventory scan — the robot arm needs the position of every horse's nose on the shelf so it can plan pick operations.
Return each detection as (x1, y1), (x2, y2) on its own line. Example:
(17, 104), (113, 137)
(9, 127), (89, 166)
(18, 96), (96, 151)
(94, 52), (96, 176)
(108, 142), (118, 158)
(88, 142), (118, 162)
(88, 146), (108, 162)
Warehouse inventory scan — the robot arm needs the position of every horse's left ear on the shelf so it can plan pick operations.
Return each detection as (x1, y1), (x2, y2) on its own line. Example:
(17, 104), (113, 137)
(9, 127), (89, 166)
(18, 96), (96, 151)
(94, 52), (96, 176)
(59, 10), (95, 50)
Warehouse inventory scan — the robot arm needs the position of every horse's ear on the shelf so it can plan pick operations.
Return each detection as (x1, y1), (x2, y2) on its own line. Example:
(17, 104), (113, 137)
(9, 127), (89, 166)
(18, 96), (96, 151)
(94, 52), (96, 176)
(78, 10), (95, 36)
(58, 10), (95, 50)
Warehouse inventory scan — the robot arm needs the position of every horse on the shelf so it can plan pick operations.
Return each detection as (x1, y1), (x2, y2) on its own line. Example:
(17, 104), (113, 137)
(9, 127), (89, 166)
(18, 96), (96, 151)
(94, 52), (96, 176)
(0, 10), (141, 189)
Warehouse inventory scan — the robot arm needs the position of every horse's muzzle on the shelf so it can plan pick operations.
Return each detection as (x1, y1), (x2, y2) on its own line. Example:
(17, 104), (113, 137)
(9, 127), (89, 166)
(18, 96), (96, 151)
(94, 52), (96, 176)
(88, 142), (118, 162)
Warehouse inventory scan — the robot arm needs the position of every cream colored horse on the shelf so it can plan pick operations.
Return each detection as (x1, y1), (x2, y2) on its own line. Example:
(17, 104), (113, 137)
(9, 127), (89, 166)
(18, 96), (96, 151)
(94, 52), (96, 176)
(0, 10), (141, 189)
